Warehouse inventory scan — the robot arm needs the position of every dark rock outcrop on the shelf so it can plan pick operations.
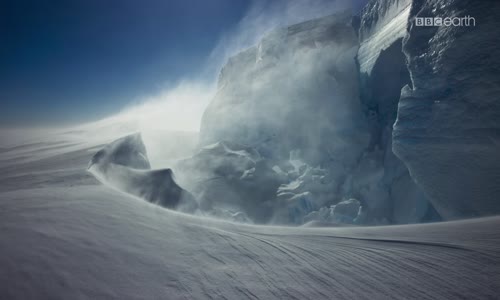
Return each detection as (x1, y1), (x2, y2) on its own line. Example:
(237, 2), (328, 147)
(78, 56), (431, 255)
(90, 1), (500, 224)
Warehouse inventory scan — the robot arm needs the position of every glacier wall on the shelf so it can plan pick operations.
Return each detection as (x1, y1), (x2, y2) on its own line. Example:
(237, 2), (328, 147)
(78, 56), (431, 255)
(200, 11), (367, 167)
(88, 0), (499, 225)
(357, 0), (438, 224)
(192, 7), (442, 225)
(393, 0), (500, 219)
(195, 11), (374, 224)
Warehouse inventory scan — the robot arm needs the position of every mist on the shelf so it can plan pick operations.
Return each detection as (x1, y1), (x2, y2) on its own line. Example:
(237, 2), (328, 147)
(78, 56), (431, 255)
(83, 0), (363, 166)
(2, 1), (499, 298)
(102, 0), (362, 133)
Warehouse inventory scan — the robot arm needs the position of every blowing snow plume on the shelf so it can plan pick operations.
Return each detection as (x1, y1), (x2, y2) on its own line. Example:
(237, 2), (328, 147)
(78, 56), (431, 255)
(172, 11), (372, 225)
(88, 133), (198, 213)
(82, 1), (371, 224)
(86, 7), (430, 226)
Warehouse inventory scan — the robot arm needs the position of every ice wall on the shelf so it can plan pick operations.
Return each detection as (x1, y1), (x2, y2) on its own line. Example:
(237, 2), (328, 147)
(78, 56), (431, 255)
(200, 11), (367, 167)
(393, 0), (500, 219)
(92, 0), (500, 224)
(356, 0), (438, 224)
(194, 12), (375, 224)
(194, 8), (438, 225)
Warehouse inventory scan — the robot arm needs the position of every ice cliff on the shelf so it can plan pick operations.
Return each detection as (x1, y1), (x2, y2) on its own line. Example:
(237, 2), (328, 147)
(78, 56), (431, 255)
(200, 11), (366, 167)
(356, 0), (437, 224)
(393, 0), (500, 219)
(192, 6), (440, 225)
(194, 0), (500, 224)
(90, 0), (500, 225)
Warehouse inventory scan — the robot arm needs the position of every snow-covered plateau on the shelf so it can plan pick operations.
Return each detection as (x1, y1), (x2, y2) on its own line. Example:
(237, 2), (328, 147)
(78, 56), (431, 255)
(2, 0), (500, 298)
(1, 130), (499, 299)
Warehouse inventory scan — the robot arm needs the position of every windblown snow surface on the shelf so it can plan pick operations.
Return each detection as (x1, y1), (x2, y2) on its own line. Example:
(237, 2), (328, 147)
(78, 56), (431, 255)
(1, 129), (499, 299)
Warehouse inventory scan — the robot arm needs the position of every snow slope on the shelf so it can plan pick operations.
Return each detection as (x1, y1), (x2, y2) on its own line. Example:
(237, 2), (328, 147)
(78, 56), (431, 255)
(1, 131), (499, 299)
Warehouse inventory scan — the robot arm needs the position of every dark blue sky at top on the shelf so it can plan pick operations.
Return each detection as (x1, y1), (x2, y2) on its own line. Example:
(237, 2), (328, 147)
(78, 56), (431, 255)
(0, 0), (368, 126)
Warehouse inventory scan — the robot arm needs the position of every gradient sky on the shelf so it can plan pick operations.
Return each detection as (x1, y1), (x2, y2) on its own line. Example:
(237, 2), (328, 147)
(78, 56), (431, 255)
(0, 0), (368, 127)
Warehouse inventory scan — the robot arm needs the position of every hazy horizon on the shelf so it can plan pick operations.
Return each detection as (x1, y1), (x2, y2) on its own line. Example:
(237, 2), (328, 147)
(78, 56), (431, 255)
(1, 0), (368, 129)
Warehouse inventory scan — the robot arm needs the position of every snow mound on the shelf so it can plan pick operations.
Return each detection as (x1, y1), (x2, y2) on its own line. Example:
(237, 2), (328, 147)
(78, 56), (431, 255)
(88, 133), (150, 170)
(89, 133), (197, 213)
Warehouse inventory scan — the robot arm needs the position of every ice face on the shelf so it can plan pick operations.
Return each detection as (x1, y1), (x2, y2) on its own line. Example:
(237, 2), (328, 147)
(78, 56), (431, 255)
(174, 141), (286, 223)
(86, 1), (498, 224)
(200, 11), (367, 167)
(194, 12), (372, 224)
(355, 0), (439, 224)
(192, 8), (439, 225)
(393, 0), (500, 219)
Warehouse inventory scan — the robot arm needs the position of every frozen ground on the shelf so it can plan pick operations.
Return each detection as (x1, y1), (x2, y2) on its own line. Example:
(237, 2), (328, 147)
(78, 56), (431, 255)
(0, 130), (499, 299)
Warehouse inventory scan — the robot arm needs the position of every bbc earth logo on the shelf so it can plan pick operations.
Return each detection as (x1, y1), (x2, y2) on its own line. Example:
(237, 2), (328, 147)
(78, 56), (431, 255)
(416, 16), (476, 27)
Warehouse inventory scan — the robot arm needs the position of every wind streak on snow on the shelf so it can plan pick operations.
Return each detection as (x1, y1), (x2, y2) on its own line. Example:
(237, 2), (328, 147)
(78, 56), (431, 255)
(0, 137), (499, 299)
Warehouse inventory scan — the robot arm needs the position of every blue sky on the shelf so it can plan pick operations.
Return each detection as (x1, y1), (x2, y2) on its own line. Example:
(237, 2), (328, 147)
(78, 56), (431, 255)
(0, 0), (368, 127)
